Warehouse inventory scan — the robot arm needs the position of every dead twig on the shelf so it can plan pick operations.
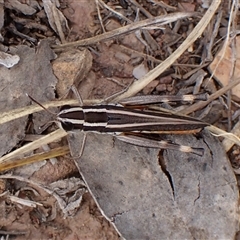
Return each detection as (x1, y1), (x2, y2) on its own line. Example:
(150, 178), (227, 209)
(148, 0), (176, 11)
(129, 0), (153, 18)
(0, 230), (27, 236)
(98, 0), (131, 23)
(95, 0), (105, 32)
(180, 77), (240, 115)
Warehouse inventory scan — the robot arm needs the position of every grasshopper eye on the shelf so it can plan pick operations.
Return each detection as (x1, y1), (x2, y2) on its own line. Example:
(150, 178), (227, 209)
(61, 121), (74, 131)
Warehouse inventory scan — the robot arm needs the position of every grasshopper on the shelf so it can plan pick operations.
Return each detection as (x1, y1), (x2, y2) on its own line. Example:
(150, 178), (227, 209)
(52, 91), (208, 156)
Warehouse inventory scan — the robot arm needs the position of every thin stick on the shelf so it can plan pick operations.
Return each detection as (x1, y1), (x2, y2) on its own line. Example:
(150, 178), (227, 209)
(180, 77), (240, 115)
(52, 12), (195, 49)
(98, 0), (132, 23)
(0, 230), (27, 236)
(129, 0), (153, 18)
(95, 0), (105, 32)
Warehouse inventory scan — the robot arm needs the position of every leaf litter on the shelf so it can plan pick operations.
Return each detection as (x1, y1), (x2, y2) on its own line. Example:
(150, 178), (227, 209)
(0, 0), (239, 239)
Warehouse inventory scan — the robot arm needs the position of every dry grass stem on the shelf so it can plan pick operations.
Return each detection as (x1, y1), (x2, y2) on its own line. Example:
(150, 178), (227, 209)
(95, 0), (105, 32)
(0, 146), (69, 172)
(0, 99), (100, 125)
(52, 12), (195, 49)
(207, 125), (240, 150)
(222, 121), (240, 151)
(180, 77), (240, 115)
(0, 129), (68, 163)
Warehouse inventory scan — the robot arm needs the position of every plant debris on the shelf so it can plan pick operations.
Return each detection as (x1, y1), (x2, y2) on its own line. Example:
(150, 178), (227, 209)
(0, 0), (239, 239)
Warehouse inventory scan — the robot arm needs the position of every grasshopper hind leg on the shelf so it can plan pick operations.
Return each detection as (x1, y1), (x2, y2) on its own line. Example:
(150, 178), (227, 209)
(116, 133), (204, 156)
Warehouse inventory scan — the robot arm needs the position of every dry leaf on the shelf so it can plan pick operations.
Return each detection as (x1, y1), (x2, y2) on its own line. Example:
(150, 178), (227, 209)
(209, 36), (240, 98)
(49, 177), (86, 217)
(42, 0), (68, 43)
(5, 0), (36, 15)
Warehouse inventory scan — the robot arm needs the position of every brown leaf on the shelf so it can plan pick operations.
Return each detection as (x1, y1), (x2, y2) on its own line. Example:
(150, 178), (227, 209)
(209, 36), (240, 98)
(5, 0), (36, 15)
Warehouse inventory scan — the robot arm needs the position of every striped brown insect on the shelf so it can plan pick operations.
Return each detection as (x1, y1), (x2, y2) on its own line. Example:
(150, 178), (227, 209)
(49, 91), (209, 156)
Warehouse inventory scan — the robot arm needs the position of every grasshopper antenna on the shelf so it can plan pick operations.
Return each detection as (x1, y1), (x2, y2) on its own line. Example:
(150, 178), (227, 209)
(26, 93), (57, 116)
